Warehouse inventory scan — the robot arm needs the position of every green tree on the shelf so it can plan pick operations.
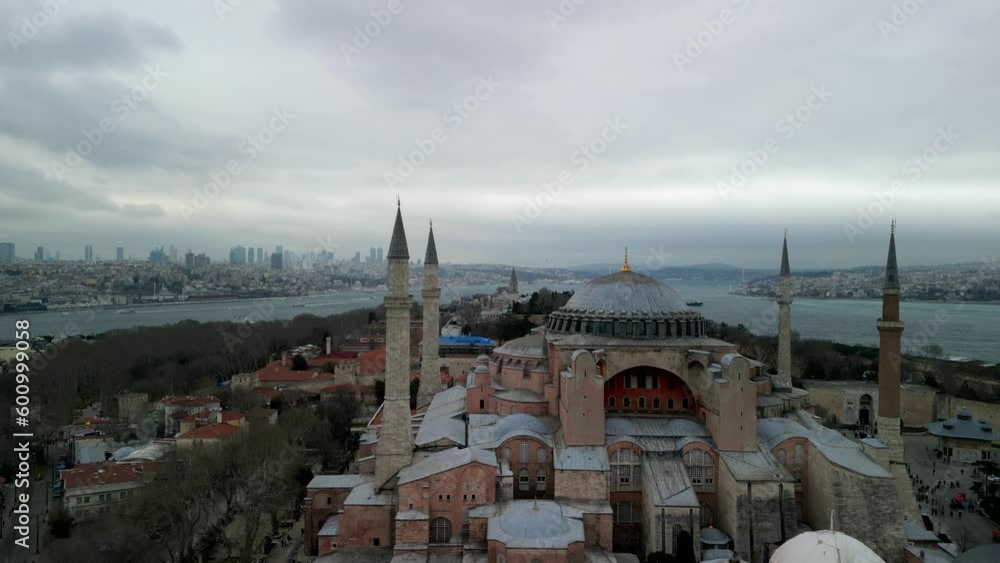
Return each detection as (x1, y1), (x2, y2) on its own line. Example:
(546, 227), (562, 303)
(290, 354), (309, 371)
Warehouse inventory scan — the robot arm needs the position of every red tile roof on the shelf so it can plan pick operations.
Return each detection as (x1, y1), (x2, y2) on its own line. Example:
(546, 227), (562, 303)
(257, 360), (335, 383)
(177, 423), (238, 441)
(61, 463), (143, 490)
(308, 351), (359, 367)
(158, 395), (220, 407)
(358, 349), (386, 376)
(248, 408), (277, 419)
(254, 388), (282, 400)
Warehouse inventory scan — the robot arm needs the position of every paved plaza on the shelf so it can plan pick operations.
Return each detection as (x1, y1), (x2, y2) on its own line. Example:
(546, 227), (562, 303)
(904, 433), (998, 550)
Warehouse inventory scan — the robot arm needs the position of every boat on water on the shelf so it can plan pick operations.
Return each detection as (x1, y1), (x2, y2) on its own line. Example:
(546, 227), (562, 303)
(685, 301), (704, 307)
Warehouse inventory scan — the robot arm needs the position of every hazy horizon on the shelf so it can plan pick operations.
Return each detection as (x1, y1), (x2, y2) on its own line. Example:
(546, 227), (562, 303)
(2, 1), (998, 270)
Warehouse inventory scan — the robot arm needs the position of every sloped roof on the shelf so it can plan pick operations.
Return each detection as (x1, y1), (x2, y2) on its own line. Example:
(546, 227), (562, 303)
(605, 416), (711, 438)
(643, 455), (699, 507)
(177, 423), (238, 441)
(719, 446), (794, 483)
(555, 446), (609, 471)
(397, 447), (496, 485)
(308, 474), (373, 490)
(414, 387), (467, 447)
(61, 462), (143, 490)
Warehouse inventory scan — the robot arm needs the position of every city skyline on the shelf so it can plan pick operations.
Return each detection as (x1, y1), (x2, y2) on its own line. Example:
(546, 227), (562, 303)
(0, 1), (997, 269)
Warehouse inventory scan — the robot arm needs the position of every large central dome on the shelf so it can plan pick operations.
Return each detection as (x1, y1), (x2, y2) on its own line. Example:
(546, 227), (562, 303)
(562, 270), (686, 315)
(545, 270), (705, 340)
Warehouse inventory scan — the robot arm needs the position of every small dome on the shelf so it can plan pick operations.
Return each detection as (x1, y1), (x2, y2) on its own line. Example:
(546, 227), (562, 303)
(476, 354), (490, 364)
(770, 531), (884, 563)
(474, 365), (489, 374)
(487, 500), (584, 549)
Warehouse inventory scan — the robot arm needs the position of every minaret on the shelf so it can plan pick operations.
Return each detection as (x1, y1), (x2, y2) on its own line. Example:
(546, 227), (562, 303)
(509, 267), (518, 294)
(876, 220), (918, 520)
(374, 201), (414, 488)
(417, 221), (441, 408)
(776, 230), (793, 388)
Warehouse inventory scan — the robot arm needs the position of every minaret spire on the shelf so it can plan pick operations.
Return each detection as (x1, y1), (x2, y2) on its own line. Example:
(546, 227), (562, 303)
(375, 203), (414, 488)
(418, 221), (441, 408)
(621, 247), (632, 272)
(776, 230), (793, 388)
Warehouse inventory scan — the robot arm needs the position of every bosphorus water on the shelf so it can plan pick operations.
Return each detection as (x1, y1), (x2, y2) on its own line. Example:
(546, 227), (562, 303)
(8, 280), (1000, 363)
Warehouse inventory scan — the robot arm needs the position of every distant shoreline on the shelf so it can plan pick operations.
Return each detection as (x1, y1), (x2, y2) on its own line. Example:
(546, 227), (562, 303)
(729, 293), (1000, 306)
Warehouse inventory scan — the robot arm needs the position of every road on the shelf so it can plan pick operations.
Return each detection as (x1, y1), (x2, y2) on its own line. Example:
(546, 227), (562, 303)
(0, 467), (51, 563)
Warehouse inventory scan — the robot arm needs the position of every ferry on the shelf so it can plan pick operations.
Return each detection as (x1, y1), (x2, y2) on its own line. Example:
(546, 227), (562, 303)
(685, 301), (704, 307)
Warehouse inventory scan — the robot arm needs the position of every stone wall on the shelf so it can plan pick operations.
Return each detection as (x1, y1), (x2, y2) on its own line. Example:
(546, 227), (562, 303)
(715, 460), (796, 563)
(805, 445), (904, 563)
(936, 395), (1000, 427)
(803, 381), (937, 428)
(553, 469), (607, 500)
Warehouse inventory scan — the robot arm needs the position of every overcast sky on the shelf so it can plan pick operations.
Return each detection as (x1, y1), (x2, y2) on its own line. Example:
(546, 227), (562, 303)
(1, 0), (997, 269)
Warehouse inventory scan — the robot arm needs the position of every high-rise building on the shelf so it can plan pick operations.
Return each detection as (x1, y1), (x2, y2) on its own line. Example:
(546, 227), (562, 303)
(270, 252), (283, 270)
(369, 247), (377, 264)
(194, 253), (211, 268)
(377, 246), (383, 263)
(169, 245), (178, 263)
(229, 245), (248, 264)
(54, 251), (60, 261)
(276, 245), (283, 255)
(247, 246), (255, 264)
(117, 247), (125, 262)
(257, 247), (264, 264)
(352, 251), (361, 268)
(0, 242), (15, 263)
(35, 246), (44, 261)
(85, 244), (93, 262)
(185, 251), (195, 270)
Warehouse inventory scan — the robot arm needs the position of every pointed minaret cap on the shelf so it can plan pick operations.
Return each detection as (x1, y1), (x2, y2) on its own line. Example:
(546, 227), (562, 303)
(780, 229), (791, 277)
(621, 247), (632, 272)
(885, 219), (899, 289)
(387, 198), (409, 260)
(424, 220), (438, 265)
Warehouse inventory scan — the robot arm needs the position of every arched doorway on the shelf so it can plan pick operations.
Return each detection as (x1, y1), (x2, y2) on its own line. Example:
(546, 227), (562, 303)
(859, 394), (873, 429)
(604, 366), (694, 414)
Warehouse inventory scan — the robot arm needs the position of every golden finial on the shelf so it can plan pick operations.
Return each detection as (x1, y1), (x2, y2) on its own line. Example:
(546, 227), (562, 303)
(621, 247), (632, 272)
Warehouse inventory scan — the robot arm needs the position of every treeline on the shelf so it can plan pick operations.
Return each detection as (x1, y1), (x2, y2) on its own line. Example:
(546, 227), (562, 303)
(511, 288), (573, 315)
(9, 308), (372, 439)
(43, 398), (358, 563)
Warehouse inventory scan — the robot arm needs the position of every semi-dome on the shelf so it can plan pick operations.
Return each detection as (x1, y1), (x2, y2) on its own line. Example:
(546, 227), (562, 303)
(545, 268), (705, 340)
(770, 531), (884, 563)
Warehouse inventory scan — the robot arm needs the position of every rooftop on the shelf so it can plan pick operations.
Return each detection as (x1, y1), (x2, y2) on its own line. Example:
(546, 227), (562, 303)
(397, 447), (496, 485)
(486, 500), (585, 549)
(308, 474), (373, 490)
(61, 462), (143, 490)
(929, 407), (998, 442)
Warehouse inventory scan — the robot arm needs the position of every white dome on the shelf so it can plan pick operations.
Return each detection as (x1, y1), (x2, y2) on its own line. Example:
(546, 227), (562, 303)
(770, 531), (884, 563)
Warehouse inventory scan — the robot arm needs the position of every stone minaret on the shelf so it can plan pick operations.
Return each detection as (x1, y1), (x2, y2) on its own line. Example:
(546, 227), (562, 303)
(417, 222), (441, 408)
(776, 230), (793, 389)
(375, 202), (414, 489)
(876, 220), (918, 520)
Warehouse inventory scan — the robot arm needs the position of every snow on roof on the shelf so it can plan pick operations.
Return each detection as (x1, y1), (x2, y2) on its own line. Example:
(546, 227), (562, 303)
(486, 500), (585, 549)
(642, 455), (699, 507)
(555, 446), (609, 471)
(308, 474), (373, 490)
(397, 447), (497, 485)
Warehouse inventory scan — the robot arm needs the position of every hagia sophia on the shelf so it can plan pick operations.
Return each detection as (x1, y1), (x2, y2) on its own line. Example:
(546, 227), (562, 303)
(302, 206), (922, 563)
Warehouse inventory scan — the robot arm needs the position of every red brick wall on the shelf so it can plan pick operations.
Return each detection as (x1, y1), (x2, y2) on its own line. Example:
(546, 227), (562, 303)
(339, 504), (392, 548)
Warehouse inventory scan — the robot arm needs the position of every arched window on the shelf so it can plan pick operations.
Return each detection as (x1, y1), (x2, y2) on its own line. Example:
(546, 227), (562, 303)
(523, 364), (531, 379)
(610, 448), (641, 491)
(608, 396), (617, 408)
(794, 443), (805, 466)
(502, 447), (512, 463)
(672, 524), (684, 554)
(682, 397), (689, 409)
(623, 397), (631, 408)
(614, 501), (637, 524)
(430, 517), (452, 544)
(479, 399), (485, 409)
(776, 448), (787, 467)
(519, 468), (529, 491)
(537, 449), (547, 464)
(683, 449), (716, 492)
(668, 398), (674, 409)
(653, 398), (661, 409)
(536, 469), (546, 491)
(638, 397), (646, 409)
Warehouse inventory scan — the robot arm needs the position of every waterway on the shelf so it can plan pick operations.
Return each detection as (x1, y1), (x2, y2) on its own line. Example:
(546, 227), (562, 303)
(5, 280), (998, 363)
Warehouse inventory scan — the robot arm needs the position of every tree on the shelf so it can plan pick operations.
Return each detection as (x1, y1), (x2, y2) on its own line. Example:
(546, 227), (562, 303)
(48, 506), (74, 538)
(290, 354), (309, 371)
